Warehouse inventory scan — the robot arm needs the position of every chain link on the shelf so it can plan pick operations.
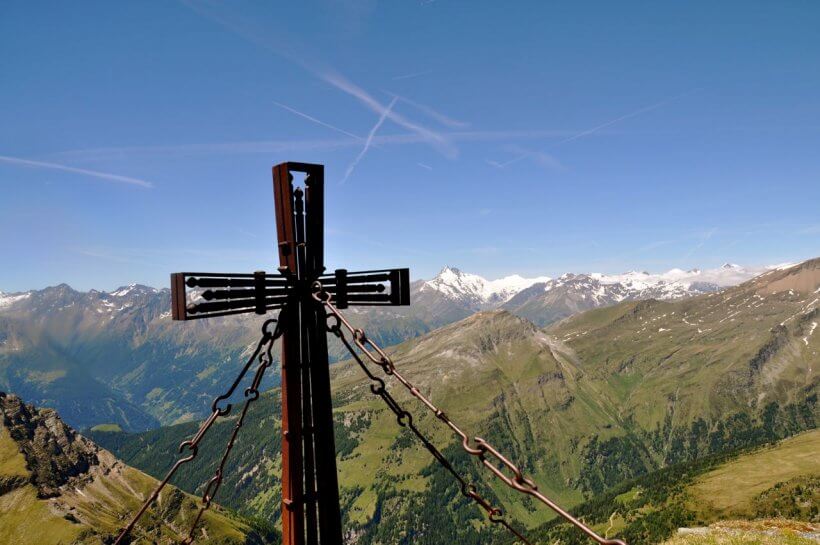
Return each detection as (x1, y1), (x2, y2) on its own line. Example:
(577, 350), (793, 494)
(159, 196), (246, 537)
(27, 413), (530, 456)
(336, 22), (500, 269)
(182, 320), (281, 544)
(314, 283), (626, 545)
(113, 318), (281, 545)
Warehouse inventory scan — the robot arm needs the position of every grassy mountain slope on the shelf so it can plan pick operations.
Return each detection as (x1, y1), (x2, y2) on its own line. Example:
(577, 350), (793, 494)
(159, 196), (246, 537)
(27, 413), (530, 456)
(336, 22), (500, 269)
(0, 392), (274, 545)
(92, 311), (612, 542)
(545, 259), (819, 490)
(530, 429), (819, 545)
(90, 259), (819, 544)
(661, 519), (818, 545)
(548, 260), (819, 427)
(687, 430), (819, 520)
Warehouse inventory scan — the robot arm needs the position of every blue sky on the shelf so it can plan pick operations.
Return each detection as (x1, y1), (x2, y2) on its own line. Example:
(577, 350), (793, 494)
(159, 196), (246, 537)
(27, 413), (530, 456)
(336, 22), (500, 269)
(1, 1), (819, 292)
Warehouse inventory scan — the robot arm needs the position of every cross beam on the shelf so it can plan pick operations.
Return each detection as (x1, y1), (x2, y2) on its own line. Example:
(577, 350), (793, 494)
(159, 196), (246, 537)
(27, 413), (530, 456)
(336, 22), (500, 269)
(169, 162), (409, 545)
(170, 268), (409, 321)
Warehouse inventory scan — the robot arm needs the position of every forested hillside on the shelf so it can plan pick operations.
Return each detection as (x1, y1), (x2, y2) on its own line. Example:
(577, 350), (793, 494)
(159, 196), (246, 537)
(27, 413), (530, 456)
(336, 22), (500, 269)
(90, 259), (819, 544)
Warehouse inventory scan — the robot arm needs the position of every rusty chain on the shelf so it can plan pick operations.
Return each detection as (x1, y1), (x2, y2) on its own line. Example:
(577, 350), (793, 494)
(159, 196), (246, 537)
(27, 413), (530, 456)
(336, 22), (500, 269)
(314, 282), (627, 545)
(182, 319), (281, 544)
(113, 318), (281, 545)
(328, 317), (532, 544)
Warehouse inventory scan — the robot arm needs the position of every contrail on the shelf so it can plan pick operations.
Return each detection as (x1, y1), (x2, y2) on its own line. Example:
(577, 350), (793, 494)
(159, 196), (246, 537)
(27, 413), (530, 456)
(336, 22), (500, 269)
(392, 70), (433, 81)
(384, 91), (469, 128)
(322, 72), (456, 158)
(273, 101), (363, 141)
(341, 96), (398, 184)
(178, 2), (455, 157)
(557, 91), (695, 145)
(682, 227), (717, 261)
(0, 155), (153, 188)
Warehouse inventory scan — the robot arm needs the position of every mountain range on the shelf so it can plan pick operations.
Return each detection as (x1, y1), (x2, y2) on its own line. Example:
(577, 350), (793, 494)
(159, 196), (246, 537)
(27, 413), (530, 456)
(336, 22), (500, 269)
(425, 264), (782, 325)
(0, 262), (794, 432)
(86, 257), (819, 544)
(0, 258), (816, 544)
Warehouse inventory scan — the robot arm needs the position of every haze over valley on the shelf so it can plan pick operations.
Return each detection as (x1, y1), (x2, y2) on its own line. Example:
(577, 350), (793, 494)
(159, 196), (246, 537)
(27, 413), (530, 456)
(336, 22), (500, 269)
(0, 260), (793, 432)
(2, 257), (817, 544)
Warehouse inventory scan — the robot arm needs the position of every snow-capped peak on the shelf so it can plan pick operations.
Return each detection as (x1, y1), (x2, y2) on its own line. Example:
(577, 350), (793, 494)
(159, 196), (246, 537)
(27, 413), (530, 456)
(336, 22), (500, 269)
(421, 263), (781, 310)
(581, 264), (772, 290)
(421, 267), (551, 309)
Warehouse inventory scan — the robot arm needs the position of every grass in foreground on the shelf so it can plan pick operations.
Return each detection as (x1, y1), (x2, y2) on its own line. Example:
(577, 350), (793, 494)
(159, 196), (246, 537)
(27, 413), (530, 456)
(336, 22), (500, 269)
(662, 519), (819, 545)
(688, 430), (820, 517)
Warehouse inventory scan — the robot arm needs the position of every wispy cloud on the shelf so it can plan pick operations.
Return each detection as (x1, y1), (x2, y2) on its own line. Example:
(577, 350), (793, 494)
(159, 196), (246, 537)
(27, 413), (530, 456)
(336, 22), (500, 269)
(325, 226), (433, 257)
(76, 244), (271, 265)
(76, 248), (158, 267)
(489, 90), (699, 168)
(0, 155), (153, 188)
(50, 139), (358, 161)
(637, 239), (675, 252)
(376, 128), (576, 146)
(470, 246), (500, 255)
(417, 162), (433, 170)
(392, 70), (433, 81)
(51, 129), (579, 163)
(273, 101), (363, 141)
(797, 224), (820, 235)
(385, 91), (469, 128)
(236, 228), (258, 238)
(341, 96), (398, 184)
(682, 228), (717, 261)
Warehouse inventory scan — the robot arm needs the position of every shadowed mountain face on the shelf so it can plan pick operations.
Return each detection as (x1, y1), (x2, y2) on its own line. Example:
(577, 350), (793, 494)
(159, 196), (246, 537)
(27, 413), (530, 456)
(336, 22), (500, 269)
(0, 284), (270, 430)
(0, 392), (274, 545)
(90, 259), (818, 543)
(0, 281), (462, 431)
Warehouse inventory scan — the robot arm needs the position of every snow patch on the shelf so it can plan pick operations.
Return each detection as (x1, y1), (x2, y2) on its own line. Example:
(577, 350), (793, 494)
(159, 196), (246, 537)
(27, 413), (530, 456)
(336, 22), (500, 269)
(0, 291), (31, 309)
(804, 322), (818, 346)
(110, 284), (137, 297)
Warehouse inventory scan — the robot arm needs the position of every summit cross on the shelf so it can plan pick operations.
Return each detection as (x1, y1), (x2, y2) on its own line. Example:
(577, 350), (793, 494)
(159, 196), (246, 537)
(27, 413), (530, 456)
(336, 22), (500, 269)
(170, 162), (410, 545)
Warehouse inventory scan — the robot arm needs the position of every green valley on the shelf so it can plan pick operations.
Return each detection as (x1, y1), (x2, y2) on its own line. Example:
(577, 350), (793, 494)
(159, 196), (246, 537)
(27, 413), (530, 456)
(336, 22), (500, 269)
(88, 259), (819, 544)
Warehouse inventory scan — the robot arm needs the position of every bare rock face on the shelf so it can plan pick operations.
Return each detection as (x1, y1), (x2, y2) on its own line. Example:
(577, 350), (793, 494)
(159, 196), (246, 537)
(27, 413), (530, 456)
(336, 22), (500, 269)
(0, 391), (99, 497)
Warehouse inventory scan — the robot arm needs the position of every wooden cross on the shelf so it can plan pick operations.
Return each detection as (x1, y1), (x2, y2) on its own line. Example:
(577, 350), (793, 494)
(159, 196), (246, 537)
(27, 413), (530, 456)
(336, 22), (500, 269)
(170, 162), (410, 545)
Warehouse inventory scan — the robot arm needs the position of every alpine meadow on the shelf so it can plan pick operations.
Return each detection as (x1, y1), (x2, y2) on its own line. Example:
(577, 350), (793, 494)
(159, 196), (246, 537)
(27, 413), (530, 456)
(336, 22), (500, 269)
(1, 2), (819, 545)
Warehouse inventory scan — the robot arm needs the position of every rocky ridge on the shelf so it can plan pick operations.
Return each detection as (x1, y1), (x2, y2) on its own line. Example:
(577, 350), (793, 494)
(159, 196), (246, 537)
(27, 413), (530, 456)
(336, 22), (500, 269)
(0, 392), (98, 497)
(0, 392), (273, 545)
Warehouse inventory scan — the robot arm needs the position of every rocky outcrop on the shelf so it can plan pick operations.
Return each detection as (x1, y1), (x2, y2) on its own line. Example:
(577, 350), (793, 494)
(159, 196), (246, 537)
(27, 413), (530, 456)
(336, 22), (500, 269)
(0, 391), (98, 497)
(0, 473), (27, 495)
